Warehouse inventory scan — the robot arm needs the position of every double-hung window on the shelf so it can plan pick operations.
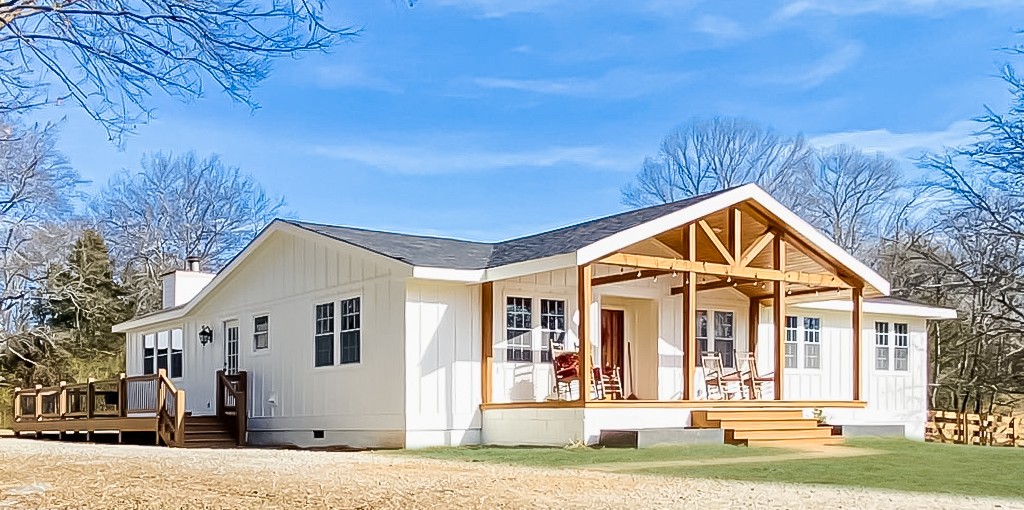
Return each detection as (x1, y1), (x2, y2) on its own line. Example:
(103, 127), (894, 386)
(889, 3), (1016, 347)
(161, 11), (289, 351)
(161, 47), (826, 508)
(142, 328), (183, 378)
(803, 318), (821, 369)
(506, 297), (533, 362)
(340, 297), (361, 364)
(696, 310), (709, 355)
(893, 323), (909, 371)
(714, 311), (735, 368)
(314, 303), (335, 367)
(875, 322), (890, 370)
(784, 316), (799, 369)
(539, 299), (565, 362)
(254, 315), (269, 350)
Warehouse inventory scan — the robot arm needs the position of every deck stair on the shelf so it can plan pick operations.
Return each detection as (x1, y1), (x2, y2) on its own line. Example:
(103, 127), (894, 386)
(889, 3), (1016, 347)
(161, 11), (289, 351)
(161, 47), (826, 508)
(181, 416), (238, 448)
(691, 409), (842, 447)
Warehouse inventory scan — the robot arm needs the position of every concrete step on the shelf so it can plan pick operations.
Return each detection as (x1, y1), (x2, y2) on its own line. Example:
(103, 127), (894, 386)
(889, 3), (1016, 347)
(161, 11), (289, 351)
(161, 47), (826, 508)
(599, 428), (725, 448)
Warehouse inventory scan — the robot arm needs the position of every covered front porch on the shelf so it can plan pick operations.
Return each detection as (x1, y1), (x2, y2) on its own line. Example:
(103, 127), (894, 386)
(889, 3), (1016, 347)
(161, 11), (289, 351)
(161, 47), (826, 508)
(477, 197), (884, 444)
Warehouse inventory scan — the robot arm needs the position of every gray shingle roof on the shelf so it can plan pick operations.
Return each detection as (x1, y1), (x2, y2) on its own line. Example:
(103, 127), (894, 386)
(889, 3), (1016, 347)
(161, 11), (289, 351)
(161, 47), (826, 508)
(286, 188), (731, 270)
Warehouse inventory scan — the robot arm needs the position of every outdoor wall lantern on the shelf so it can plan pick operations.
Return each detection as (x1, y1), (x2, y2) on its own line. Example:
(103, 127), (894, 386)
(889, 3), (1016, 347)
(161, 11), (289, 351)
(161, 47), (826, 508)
(199, 325), (214, 346)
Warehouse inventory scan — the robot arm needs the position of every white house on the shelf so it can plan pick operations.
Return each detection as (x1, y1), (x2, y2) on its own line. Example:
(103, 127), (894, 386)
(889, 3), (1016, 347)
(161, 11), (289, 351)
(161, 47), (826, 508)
(112, 184), (956, 448)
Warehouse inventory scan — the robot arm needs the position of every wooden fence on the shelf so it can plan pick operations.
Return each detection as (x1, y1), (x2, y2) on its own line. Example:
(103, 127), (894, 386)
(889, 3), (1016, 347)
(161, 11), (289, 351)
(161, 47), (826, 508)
(926, 410), (1023, 447)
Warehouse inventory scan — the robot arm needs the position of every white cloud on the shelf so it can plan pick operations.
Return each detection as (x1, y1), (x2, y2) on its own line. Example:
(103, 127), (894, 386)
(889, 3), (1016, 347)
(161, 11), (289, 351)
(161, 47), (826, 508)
(311, 63), (402, 93)
(310, 141), (638, 175)
(763, 42), (863, 89)
(809, 120), (978, 157)
(431, 0), (568, 18)
(472, 67), (695, 98)
(772, 0), (1018, 21)
(692, 15), (745, 41)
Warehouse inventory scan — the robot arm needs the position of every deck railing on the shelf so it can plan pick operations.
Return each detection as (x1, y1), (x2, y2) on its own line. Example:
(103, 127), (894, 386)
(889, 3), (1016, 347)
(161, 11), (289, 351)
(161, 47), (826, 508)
(11, 369), (186, 446)
(216, 370), (248, 445)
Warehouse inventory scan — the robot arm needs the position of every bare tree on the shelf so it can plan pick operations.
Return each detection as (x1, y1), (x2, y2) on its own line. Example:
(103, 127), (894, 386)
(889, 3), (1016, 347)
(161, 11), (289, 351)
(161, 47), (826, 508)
(93, 151), (283, 313)
(0, 0), (354, 140)
(0, 120), (79, 386)
(621, 117), (813, 210)
(806, 145), (905, 256)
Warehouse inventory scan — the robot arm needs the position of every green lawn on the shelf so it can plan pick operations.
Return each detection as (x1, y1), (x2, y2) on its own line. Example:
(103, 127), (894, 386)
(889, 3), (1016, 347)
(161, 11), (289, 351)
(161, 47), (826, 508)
(645, 438), (1024, 499)
(399, 439), (1024, 499)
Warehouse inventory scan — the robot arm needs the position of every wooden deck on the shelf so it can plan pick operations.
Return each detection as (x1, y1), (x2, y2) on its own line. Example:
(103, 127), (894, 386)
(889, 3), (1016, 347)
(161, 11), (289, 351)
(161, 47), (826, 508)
(9, 370), (248, 448)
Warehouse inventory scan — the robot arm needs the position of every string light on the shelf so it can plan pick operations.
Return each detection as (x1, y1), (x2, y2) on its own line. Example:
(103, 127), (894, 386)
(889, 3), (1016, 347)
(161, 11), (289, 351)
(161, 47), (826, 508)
(726, 276), (732, 283)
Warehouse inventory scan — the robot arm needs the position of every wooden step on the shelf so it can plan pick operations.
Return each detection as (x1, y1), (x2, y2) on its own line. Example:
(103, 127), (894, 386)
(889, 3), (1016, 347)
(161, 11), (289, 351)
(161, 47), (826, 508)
(715, 418), (819, 431)
(691, 409), (805, 427)
(746, 437), (845, 448)
(184, 431), (235, 441)
(183, 438), (238, 449)
(729, 426), (835, 441)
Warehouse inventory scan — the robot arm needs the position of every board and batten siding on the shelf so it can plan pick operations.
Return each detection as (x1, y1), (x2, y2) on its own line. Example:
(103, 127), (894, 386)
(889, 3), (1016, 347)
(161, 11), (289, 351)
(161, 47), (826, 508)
(124, 228), (411, 447)
(757, 305), (929, 438)
(404, 281), (482, 447)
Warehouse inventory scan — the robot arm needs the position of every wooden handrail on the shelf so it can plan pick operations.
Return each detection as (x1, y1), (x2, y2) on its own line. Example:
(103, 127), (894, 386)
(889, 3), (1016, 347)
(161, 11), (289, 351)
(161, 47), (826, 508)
(216, 370), (248, 446)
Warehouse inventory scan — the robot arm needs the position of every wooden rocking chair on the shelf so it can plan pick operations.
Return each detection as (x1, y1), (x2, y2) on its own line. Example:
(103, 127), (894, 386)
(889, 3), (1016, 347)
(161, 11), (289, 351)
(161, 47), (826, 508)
(597, 366), (623, 400)
(701, 353), (744, 400)
(551, 351), (580, 400)
(735, 351), (774, 400)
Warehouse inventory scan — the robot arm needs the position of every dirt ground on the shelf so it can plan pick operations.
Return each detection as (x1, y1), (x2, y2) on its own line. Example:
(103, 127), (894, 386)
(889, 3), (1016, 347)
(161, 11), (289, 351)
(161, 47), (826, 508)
(0, 438), (1020, 509)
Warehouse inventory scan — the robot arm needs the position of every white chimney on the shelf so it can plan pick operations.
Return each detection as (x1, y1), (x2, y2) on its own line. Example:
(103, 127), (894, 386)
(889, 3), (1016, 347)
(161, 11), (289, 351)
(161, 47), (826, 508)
(161, 257), (216, 309)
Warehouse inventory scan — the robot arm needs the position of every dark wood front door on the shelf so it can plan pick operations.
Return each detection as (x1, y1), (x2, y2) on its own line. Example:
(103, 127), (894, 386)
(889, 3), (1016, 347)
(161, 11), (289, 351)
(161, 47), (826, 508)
(601, 309), (625, 373)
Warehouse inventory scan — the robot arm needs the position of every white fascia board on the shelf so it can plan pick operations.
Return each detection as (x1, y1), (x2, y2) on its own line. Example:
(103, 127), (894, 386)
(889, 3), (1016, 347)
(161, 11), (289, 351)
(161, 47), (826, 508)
(411, 266), (485, 282)
(575, 183), (892, 296)
(791, 299), (958, 319)
(410, 253), (577, 284)
(484, 253), (577, 281)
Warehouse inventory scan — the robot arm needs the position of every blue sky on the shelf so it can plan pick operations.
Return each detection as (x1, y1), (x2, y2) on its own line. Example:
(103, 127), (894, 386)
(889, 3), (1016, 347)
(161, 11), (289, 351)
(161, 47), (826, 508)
(43, 0), (1024, 241)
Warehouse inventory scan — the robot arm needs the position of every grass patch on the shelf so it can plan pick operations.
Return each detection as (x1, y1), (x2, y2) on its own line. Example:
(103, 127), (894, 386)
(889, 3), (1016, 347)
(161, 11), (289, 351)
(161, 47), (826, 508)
(640, 438), (1024, 499)
(396, 443), (780, 467)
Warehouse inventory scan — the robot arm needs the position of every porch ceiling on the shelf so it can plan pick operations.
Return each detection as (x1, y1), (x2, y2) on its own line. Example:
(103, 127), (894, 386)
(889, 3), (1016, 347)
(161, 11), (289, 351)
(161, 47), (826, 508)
(605, 199), (874, 296)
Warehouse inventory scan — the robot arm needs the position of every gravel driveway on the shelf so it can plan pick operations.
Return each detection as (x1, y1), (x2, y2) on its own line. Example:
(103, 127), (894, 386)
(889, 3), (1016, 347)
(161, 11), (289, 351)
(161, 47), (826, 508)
(0, 438), (1019, 509)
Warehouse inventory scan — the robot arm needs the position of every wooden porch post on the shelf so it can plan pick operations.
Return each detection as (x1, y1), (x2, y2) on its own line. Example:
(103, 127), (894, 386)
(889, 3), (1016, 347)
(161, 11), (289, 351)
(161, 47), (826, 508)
(682, 222), (697, 400)
(852, 286), (863, 401)
(578, 264), (593, 402)
(480, 281), (494, 406)
(747, 299), (759, 354)
(33, 384), (42, 438)
(772, 236), (786, 401)
(682, 271), (697, 400)
(12, 387), (21, 437)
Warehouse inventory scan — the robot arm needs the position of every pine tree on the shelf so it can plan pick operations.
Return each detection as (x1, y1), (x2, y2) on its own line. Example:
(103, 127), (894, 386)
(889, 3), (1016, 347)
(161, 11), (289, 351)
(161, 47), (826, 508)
(36, 229), (133, 380)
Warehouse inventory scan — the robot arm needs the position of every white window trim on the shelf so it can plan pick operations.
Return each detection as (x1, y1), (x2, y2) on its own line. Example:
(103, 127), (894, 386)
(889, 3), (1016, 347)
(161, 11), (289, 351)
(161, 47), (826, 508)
(697, 307), (738, 369)
(499, 289), (575, 365)
(252, 312), (271, 354)
(338, 295), (363, 366)
(312, 294), (364, 370)
(141, 325), (185, 380)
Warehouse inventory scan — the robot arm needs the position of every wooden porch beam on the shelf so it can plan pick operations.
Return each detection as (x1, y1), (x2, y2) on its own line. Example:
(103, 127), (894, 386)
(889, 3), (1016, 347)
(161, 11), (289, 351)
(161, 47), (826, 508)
(739, 231), (775, 267)
(752, 286), (844, 302)
(698, 220), (734, 265)
(602, 253), (851, 288)
(592, 269), (672, 287)
(578, 264), (593, 402)
(728, 208), (742, 263)
(481, 281), (493, 405)
(685, 223), (696, 261)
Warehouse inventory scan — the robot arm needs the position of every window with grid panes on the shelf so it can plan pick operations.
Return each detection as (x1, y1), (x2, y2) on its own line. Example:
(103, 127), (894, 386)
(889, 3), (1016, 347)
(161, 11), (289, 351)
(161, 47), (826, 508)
(784, 316), (798, 368)
(894, 323), (909, 371)
(539, 299), (565, 362)
(803, 317), (821, 369)
(314, 303), (335, 367)
(506, 297), (533, 362)
(340, 297), (361, 364)
(875, 322), (890, 370)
